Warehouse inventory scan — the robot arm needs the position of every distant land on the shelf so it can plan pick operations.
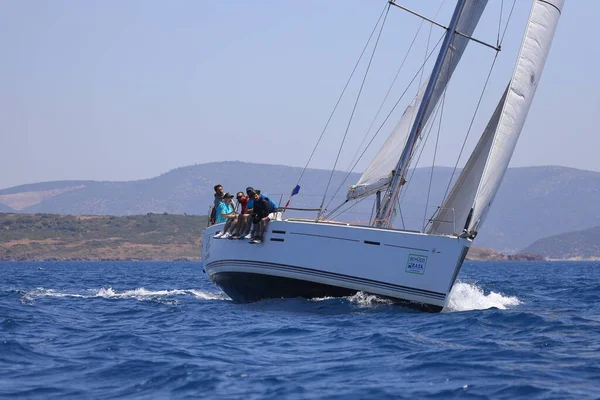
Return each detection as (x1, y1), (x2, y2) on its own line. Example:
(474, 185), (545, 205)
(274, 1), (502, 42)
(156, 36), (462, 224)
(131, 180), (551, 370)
(0, 213), (206, 262)
(521, 225), (600, 260)
(1, 161), (599, 254)
(0, 213), (543, 262)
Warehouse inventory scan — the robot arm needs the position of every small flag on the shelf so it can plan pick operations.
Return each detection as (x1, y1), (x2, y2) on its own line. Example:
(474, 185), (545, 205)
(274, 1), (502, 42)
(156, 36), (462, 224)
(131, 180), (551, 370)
(283, 185), (301, 212)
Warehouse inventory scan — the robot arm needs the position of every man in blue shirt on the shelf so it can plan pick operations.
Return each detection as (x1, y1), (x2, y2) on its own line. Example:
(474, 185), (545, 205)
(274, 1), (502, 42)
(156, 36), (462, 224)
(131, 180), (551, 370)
(249, 190), (278, 244)
(213, 193), (236, 238)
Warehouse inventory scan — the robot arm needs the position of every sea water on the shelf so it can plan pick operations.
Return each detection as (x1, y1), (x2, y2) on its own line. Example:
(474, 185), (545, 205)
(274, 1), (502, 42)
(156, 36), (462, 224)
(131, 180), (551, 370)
(1, 261), (599, 399)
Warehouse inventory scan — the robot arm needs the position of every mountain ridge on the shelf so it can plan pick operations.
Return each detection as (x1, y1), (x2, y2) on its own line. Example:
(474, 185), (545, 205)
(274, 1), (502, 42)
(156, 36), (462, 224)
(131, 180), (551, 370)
(0, 212), (544, 262)
(1, 162), (598, 253)
(520, 225), (600, 260)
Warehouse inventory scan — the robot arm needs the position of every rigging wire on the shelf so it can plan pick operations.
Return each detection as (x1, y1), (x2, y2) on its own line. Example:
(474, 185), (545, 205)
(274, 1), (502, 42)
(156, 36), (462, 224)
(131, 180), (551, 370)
(498, 0), (504, 47)
(322, 33), (445, 215)
(323, 0), (520, 225)
(500, 0), (518, 44)
(370, 92), (444, 228)
(292, 2), (390, 189)
(346, 18), (425, 170)
(318, 4), (391, 219)
(369, 195), (377, 223)
(379, 15), (439, 228)
(439, 53), (499, 210)
(439, 0), (517, 210)
(346, 0), (447, 170)
(422, 89), (445, 231)
(329, 195), (371, 222)
(397, 88), (445, 214)
(397, 198), (406, 229)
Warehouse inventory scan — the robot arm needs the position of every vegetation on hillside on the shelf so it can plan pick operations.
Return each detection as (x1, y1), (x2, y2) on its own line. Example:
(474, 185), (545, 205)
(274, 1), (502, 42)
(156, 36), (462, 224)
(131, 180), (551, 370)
(0, 213), (207, 261)
(0, 163), (598, 254)
(0, 212), (546, 261)
(520, 225), (600, 260)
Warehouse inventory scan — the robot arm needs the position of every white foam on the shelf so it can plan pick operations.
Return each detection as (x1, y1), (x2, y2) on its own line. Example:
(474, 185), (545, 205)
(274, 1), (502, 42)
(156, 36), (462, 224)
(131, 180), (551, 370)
(309, 292), (392, 306)
(444, 281), (521, 312)
(20, 287), (228, 303)
(187, 289), (229, 300)
(346, 291), (393, 307)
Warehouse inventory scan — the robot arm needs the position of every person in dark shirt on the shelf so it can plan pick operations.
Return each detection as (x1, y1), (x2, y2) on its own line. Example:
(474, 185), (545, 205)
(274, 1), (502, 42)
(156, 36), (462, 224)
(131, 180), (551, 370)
(249, 191), (278, 244)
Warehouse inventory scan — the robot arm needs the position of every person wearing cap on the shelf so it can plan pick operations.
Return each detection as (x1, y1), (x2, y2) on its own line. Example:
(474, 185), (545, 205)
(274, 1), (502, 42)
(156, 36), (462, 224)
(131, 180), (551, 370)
(214, 193), (238, 238)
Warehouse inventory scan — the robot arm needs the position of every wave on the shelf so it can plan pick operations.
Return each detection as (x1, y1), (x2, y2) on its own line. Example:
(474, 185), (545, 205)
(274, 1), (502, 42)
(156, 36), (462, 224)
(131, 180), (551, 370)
(18, 282), (519, 312)
(444, 281), (521, 312)
(20, 287), (229, 304)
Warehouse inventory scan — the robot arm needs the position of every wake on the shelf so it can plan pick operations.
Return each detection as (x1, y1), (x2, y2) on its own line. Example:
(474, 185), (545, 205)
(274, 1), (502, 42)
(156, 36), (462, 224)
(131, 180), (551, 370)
(21, 286), (229, 304)
(444, 281), (520, 312)
(20, 282), (520, 312)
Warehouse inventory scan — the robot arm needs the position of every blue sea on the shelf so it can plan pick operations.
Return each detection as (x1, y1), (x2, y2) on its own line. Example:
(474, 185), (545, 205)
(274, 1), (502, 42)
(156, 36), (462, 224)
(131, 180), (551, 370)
(1, 261), (599, 399)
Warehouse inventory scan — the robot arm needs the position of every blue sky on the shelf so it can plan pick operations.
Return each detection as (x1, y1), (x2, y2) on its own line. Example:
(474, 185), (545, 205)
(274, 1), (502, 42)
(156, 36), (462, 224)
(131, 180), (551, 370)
(1, 0), (597, 189)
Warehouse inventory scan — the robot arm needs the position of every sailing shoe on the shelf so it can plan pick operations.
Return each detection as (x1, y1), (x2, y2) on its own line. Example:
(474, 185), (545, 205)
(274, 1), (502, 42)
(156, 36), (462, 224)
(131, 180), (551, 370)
(213, 232), (223, 238)
(244, 234), (252, 240)
(222, 232), (232, 239)
(249, 239), (258, 244)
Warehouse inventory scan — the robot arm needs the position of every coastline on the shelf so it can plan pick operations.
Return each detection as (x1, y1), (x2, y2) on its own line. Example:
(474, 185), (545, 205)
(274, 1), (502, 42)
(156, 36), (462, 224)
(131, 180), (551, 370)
(0, 212), (567, 262)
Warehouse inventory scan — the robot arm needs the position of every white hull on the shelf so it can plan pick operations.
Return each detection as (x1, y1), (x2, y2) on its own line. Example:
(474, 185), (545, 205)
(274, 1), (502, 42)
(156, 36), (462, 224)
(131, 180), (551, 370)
(202, 219), (471, 311)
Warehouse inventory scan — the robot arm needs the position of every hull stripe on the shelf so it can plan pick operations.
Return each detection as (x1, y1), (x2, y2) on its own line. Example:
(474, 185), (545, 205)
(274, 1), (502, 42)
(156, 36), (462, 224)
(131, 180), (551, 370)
(205, 259), (446, 301)
(289, 232), (360, 242)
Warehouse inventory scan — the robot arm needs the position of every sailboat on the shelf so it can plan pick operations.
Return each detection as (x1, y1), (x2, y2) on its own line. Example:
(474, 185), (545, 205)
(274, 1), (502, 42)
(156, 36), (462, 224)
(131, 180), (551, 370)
(202, 0), (564, 311)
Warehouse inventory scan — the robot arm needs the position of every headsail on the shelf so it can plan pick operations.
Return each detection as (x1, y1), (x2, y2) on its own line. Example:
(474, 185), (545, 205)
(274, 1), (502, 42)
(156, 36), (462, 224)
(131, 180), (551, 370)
(427, 86), (508, 236)
(347, 0), (488, 201)
(467, 0), (564, 234)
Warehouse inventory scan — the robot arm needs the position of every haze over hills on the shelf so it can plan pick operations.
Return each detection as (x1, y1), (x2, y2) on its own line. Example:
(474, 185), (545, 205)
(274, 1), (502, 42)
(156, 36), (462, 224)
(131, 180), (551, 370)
(0, 203), (14, 213)
(1, 162), (598, 253)
(521, 225), (600, 260)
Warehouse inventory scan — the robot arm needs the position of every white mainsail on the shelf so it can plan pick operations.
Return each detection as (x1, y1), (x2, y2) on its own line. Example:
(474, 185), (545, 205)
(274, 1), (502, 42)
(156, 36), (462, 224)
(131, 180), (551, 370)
(467, 0), (564, 234)
(347, 0), (488, 201)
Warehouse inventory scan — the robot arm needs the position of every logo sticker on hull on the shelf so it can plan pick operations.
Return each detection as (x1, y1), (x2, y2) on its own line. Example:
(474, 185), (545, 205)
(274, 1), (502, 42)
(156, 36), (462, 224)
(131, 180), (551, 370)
(406, 254), (427, 274)
(203, 235), (211, 260)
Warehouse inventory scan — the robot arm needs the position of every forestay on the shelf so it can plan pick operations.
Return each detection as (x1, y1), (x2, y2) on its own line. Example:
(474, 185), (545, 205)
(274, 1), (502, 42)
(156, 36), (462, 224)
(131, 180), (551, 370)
(428, 87), (508, 236)
(347, 0), (488, 201)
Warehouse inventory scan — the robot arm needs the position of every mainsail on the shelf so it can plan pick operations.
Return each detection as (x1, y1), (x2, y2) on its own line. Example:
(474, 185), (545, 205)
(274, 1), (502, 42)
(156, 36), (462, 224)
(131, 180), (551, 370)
(466, 0), (564, 234)
(347, 0), (488, 201)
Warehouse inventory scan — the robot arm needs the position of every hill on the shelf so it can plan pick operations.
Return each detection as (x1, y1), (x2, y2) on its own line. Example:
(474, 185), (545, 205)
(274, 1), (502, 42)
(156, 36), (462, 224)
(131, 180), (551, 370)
(0, 212), (539, 262)
(0, 213), (207, 261)
(520, 225), (600, 260)
(1, 162), (598, 253)
(0, 203), (14, 213)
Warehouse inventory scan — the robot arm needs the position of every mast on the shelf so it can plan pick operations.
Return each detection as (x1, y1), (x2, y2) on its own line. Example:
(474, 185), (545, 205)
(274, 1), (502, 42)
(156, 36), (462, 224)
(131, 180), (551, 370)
(374, 0), (467, 228)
